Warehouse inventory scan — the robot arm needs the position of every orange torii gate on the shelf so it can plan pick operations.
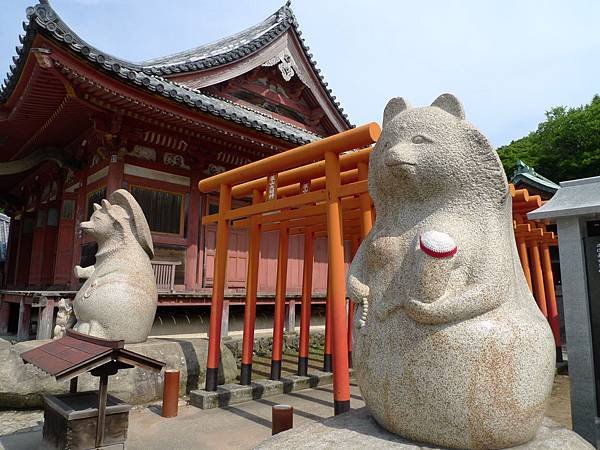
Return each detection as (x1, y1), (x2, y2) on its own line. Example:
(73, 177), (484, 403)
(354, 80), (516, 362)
(511, 185), (561, 353)
(198, 123), (381, 415)
(197, 125), (562, 415)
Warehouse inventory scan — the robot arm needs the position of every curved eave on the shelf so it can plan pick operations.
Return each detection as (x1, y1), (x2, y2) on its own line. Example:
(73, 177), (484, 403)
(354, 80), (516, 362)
(134, 4), (352, 129)
(511, 172), (560, 194)
(1, 2), (322, 146)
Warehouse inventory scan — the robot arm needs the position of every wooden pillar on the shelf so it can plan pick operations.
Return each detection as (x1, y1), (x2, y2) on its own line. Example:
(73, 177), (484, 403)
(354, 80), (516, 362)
(13, 215), (25, 286)
(15, 214), (34, 287)
(542, 241), (561, 350)
(29, 208), (47, 287)
(5, 217), (21, 288)
(95, 373), (109, 448)
(324, 151), (350, 415)
(0, 301), (9, 335)
(516, 238), (533, 290)
(17, 298), (31, 340)
(105, 154), (124, 195)
(298, 229), (314, 376)
(240, 190), (262, 385)
(529, 242), (548, 318)
(205, 183), (232, 391)
(41, 204), (60, 287)
(70, 171), (88, 288)
(185, 170), (202, 290)
(53, 194), (76, 286)
(323, 269), (332, 372)
(271, 224), (289, 380)
(36, 298), (55, 340)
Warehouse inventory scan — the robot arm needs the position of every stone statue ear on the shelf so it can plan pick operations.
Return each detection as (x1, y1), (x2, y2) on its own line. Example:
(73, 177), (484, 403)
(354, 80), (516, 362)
(431, 93), (465, 119)
(93, 203), (102, 211)
(101, 199), (111, 210)
(382, 97), (410, 128)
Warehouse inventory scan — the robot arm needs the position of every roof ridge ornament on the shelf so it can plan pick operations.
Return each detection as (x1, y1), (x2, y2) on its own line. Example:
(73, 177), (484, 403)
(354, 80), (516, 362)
(262, 48), (307, 84)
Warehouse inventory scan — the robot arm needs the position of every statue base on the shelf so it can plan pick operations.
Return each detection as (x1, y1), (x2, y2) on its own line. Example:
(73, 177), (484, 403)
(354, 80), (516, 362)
(256, 407), (593, 450)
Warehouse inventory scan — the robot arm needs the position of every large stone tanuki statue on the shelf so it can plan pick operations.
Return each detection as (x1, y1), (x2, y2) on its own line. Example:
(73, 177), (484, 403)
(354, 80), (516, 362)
(72, 189), (157, 344)
(347, 94), (555, 449)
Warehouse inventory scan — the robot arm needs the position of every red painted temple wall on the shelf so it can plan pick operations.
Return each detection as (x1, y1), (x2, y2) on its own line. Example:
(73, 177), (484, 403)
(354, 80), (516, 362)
(1, 156), (335, 296)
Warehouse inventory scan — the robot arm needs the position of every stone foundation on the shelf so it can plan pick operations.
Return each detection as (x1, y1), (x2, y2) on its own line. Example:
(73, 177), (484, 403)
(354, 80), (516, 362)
(223, 330), (325, 359)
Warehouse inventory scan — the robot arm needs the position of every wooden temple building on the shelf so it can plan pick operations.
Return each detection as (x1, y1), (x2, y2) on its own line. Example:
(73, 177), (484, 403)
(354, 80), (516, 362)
(0, 1), (351, 339)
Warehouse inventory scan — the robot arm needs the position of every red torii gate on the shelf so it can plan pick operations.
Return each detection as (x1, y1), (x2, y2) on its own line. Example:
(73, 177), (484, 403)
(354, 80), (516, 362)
(198, 123), (380, 414)
(197, 125), (563, 415)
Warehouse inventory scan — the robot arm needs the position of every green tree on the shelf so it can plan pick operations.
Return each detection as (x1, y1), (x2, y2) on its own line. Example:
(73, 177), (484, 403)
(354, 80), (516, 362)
(497, 95), (600, 182)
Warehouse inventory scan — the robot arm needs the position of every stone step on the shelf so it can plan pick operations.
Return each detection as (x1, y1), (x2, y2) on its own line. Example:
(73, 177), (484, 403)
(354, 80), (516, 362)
(190, 370), (350, 409)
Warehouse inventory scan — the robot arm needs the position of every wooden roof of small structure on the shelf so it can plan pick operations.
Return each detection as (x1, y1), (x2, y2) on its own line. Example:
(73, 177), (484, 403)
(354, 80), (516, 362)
(21, 329), (165, 381)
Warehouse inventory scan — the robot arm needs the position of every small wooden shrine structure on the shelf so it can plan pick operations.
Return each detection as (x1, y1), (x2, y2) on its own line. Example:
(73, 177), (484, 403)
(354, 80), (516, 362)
(21, 329), (164, 448)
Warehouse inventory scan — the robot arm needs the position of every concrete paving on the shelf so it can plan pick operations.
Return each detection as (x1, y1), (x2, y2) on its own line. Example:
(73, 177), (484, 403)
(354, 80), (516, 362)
(0, 383), (365, 450)
(0, 375), (573, 450)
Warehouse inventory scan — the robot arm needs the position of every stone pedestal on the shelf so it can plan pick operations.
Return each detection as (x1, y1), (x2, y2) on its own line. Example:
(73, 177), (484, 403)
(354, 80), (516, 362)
(285, 300), (295, 333)
(0, 300), (9, 334)
(17, 299), (31, 340)
(256, 407), (594, 450)
(41, 391), (131, 450)
(220, 300), (230, 338)
(36, 299), (55, 340)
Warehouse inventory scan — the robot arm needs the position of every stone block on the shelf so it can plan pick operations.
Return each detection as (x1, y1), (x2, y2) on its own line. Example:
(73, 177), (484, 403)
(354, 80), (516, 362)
(190, 370), (335, 409)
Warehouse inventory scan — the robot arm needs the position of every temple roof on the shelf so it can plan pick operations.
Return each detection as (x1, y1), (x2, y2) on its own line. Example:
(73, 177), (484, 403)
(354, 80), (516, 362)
(510, 160), (560, 198)
(141, 4), (294, 72)
(1, 1), (350, 145)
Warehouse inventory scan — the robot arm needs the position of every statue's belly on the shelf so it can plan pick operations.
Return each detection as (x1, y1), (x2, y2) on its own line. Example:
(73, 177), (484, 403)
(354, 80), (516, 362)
(353, 306), (554, 450)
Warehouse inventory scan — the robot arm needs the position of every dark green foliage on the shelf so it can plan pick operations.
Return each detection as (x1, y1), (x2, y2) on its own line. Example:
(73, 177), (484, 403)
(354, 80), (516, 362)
(498, 95), (600, 182)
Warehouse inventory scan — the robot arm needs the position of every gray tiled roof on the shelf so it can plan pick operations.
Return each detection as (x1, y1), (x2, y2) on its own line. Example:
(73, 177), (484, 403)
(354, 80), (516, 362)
(0, 1), (352, 145)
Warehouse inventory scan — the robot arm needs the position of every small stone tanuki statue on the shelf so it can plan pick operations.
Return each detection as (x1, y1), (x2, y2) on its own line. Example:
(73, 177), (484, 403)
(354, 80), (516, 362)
(347, 94), (555, 450)
(52, 298), (76, 339)
(72, 189), (157, 344)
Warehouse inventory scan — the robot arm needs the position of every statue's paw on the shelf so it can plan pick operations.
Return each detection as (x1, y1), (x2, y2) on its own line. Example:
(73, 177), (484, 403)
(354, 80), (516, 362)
(404, 296), (457, 325)
(74, 265), (94, 279)
(347, 275), (370, 303)
(83, 280), (98, 299)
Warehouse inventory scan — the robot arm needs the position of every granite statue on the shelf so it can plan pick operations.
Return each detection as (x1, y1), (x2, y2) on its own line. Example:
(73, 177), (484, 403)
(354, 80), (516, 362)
(72, 189), (157, 344)
(52, 298), (75, 339)
(347, 94), (556, 449)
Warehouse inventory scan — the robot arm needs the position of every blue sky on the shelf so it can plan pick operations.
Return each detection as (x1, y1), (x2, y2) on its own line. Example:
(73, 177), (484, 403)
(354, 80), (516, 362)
(1, 0), (599, 148)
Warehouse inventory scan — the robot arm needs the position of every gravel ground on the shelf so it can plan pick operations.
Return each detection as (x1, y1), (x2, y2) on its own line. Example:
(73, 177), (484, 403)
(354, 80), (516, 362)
(0, 410), (44, 436)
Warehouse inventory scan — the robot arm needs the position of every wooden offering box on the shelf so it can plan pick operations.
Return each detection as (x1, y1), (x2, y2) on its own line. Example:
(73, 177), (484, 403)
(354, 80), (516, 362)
(42, 391), (131, 450)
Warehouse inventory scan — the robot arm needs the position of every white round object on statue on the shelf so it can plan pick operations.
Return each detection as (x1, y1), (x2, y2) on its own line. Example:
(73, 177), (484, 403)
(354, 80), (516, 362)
(419, 230), (457, 259)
